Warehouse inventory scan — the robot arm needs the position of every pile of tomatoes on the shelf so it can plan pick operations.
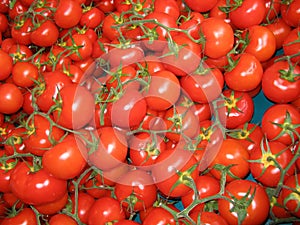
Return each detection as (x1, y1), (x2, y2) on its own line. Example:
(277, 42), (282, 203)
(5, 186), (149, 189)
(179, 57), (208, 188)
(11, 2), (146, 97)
(0, 0), (300, 224)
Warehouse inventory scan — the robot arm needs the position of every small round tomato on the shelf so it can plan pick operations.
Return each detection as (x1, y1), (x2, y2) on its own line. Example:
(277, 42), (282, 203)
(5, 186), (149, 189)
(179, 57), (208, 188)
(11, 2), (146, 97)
(35, 192), (68, 215)
(0, 83), (24, 114)
(11, 18), (33, 45)
(0, 49), (13, 81)
(283, 27), (300, 63)
(30, 20), (59, 47)
(54, 0), (82, 28)
(142, 207), (177, 225)
(49, 214), (77, 225)
(71, 192), (95, 224)
(266, 18), (291, 50)
(0, 208), (37, 225)
(66, 34), (93, 61)
(12, 61), (39, 88)
(189, 211), (229, 225)
(218, 179), (270, 225)
(184, 0), (217, 12)
(280, 0), (300, 27)
(80, 7), (104, 28)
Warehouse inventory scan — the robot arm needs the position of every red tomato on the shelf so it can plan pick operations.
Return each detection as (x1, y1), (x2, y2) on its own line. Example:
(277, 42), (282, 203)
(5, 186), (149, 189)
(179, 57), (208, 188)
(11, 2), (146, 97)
(114, 220), (140, 225)
(142, 207), (177, 225)
(283, 27), (300, 63)
(262, 60), (300, 103)
(66, 34), (93, 61)
(266, 18), (291, 50)
(184, 0), (217, 12)
(0, 208), (37, 225)
(0, 83), (24, 114)
(54, 0), (82, 28)
(87, 197), (126, 225)
(4, 127), (27, 155)
(154, 0), (180, 19)
(10, 162), (67, 205)
(0, 49), (13, 81)
(80, 7), (104, 28)
(199, 17), (234, 59)
(280, 0), (300, 27)
(261, 104), (300, 145)
(218, 180), (270, 225)
(35, 192), (68, 215)
(30, 20), (59, 47)
(12, 61), (39, 88)
(71, 192), (95, 224)
(49, 214), (77, 225)
(263, 0), (281, 23)
(11, 18), (33, 45)
(189, 211), (229, 225)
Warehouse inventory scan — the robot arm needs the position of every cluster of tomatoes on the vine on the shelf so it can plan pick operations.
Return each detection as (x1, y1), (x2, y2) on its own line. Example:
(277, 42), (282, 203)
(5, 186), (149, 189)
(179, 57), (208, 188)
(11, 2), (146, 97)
(0, 0), (300, 224)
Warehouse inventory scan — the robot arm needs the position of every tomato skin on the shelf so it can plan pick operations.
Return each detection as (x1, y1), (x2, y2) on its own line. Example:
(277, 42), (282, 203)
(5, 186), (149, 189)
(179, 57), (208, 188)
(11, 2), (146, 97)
(49, 214), (77, 225)
(229, 0), (266, 29)
(224, 53), (263, 92)
(154, 0), (180, 19)
(218, 180), (270, 225)
(250, 140), (296, 187)
(30, 20), (59, 47)
(35, 192), (68, 215)
(261, 104), (300, 145)
(11, 18), (33, 45)
(189, 211), (229, 225)
(0, 49), (13, 81)
(262, 60), (300, 103)
(114, 220), (140, 225)
(0, 208), (38, 225)
(80, 7), (104, 28)
(0, 83), (24, 115)
(87, 197), (126, 225)
(12, 61), (39, 88)
(10, 162), (67, 205)
(71, 192), (95, 224)
(199, 17), (234, 59)
(283, 27), (300, 64)
(184, 0), (217, 12)
(42, 135), (87, 180)
(266, 18), (291, 50)
(280, 0), (300, 27)
(209, 139), (250, 182)
(142, 207), (177, 225)
(54, 0), (82, 28)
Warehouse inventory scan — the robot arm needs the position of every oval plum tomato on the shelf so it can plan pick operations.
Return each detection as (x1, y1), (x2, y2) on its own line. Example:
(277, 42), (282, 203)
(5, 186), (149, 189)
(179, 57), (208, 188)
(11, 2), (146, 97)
(280, 0), (300, 27)
(0, 83), (24, 114)
(87, 197), (126, 225)
(161, 34), (201, 76)
(66, 34), (93, 61)
(49, 214), (77, 225)
(53, 84), (95, 130)
(262, 60), (300, 103)
(23, 114), (65, 156)
(224, 53), (263, 92)
(80, 7), (104, 28)
(218, 179), (270, 225)
(0, 208), (37, 225)
(243, 25), (276, 62)
(30, 20), (59, 47)
(281, 173), (300, 217)
(110, 89), (147, 128)
(10, 162), (67, 205)
(54, 0), (82, 28)
(143, 70), (180, 111)
(142, 206), (177, 225)
(261, 104), (300, 145)
(88, 126), (128, 171)
(36, 71), (72, 112)
(151, 149), (198, 198)
(266, 18), (291, 50)
(229, 0), (266, 29)
(115, 169), (157, 212)
(184, 0), (217, 12)
(283, 27), (300, 63)
(199, 17), (234, 59)
(189, 211), (229, 225)
(12, 61), (39, 88)
(0, 49), (13, 80)
(71, 192), (95, 224)
(217, 89), (254, 129)
(42, 135), (87, 180)
(209, 139), (249, 182)
(180, 65), (224, 103)
(249, 140), (295, 187)
(181, 175), (220, 214)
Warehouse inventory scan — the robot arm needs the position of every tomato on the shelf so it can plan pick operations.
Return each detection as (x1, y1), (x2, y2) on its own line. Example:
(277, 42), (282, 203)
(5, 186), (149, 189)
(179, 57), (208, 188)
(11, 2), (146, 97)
(261, 104), (300, 145)
(42, 135), (87, 180)
(180, 65), (224, 103)
(45, 45), (72, 71)
(281, 173), (300, 217)
(115, 169), (157, 212)
(10, 162), (67, 205)
(283, 27), (300, 63)
(250, 140), (296, 187)
(0, 208), (38, 225)
(114, 220), (140, 225)
(154, 0), (180, 19)
(35, 192), (68, 215)
(87, 197), (126, 225)
(184, 0), (217, 12)
(30, 20), (59, 47)
(0, 12), (8, 32)
(54, 0), (82, 28)
(189, 211), (229, 225)
(0, 49), (13, 81)
(199, 17), (234, 59)
(217, 89), (254, 129)
(280, 0), (300, 27)
(143, 70), (180, 111)
(53, 84), (95, 130)
(142, 207), (177, 225)
(218, 180), (270, 225)
(243, 25), (277, 62)
(71, 192), (95, 224)
(263, 0), (281, 23)
(11, 17), (33, 45)
(181, 175), (220, 214)
(229, 0), (266, 29)
(97, 0), (115, 13)
(80, 7), (104, 28)
(224, 53), (263, 92)
(12, 61), (39, 88)
(101, 11), (125, 41)
(262, 60), (300, 103)
(8, 44), (33, 62)
(266, 18), (291, 50)
(4, 127), (27, 155)
(66, 33), (93, 61)
(49, 214), (77, 225)
(0, 83), (24, 114)
(152, 149), (198, 197)
(88, 126), (128, 171)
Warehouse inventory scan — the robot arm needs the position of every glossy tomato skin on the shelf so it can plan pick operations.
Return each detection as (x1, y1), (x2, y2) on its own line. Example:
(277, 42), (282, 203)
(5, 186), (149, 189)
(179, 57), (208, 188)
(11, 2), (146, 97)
(12, 61), (39, 88)
(30, 20), (59, 47)
(280, 0), (300, 27)
(35, 192), (68, 215)
(66, 34), (93, 61)
(189, 211), (229, 225)
(283, 27), (300, 63)
(218, 180), (270, 225)
(0, 208), (38, 225)
(49, 214), (77, 225)
(266, 18), (291, 50)
(10, 162), (67, 205)
(142, 207), (177, 225)
(87, 197), (126, 225)
(0, 83), (24, 114)
(54, 0), (82, 28)
(0, 49), (13, 81)
(262, 60), (300, 103)
(71, 192), (95, 224)
(261, 104), (300, 145)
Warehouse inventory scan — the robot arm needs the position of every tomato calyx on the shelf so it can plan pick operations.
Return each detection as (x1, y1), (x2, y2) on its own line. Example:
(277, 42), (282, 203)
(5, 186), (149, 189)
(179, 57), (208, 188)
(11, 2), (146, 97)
(278, 62), (300, 83)
(222, 91), (243, 114)
(227, 123), (257, 142)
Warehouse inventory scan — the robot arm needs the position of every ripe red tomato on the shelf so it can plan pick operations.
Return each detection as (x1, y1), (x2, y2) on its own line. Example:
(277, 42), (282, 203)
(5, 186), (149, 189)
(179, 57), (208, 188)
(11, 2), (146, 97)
(280, 0), (300, 27)
(54, 0), (82, 28)
(30, 20), (59, 47)
(49, 214), (77, 225)
(66, 34), (93, 61)
(12, 61), (39, 87)
(0, 208), (38, 225)
(184, 0), (217, 12)
(35, 192), (68, 215)
(80, 7), (104, 28)
(0, 83), (24, 114)
(142, 207), (177, 225)
(218, 179), (270, 225)
(189, 211), (229, 225)
(0, 49), (13, 81)
(283, 27), (300, 63)
(266, 18), (291, 50)
(71, 192), (95, 224)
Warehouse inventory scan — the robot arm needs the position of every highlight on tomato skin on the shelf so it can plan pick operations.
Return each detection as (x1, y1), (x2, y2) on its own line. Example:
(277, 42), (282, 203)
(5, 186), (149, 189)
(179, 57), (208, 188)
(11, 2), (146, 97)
(0, 0), (299, 224)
